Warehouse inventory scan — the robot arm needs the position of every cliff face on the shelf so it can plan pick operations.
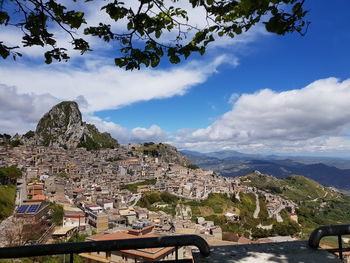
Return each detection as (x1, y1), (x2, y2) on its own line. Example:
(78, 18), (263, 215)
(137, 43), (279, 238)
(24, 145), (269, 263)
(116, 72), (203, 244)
(36, 101), (84, 148)
(35, 101), (118, 149)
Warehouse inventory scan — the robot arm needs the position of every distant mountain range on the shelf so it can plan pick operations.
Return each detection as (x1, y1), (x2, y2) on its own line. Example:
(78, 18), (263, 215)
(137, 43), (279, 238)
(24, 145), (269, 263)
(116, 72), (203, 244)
(181, 150), (350, 190)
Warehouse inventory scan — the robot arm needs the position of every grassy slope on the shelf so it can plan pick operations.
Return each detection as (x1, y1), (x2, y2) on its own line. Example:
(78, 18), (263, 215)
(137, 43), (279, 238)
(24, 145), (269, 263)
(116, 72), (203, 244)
(120, 179), (157, 193)
(137, 190), (299, 238)
(241, 173), (350, 233)
(137, 191), (180, 215)
(0, 184), (16, 221)
(185, 193), (282, 236)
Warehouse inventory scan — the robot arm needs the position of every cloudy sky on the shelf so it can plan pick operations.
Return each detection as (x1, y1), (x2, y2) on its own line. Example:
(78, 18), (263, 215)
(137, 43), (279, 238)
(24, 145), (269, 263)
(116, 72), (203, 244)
(1, 0), (350, 157)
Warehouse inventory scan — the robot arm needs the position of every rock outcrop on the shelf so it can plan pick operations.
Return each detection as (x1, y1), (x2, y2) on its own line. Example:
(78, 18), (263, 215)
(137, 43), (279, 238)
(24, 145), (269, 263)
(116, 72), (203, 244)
(137, 142), (192, 167)
(35, 101), (118, 149)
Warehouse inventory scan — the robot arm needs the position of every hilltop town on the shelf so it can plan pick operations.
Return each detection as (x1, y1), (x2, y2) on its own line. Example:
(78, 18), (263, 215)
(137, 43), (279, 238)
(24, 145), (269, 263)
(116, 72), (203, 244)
(0, 101), (333, 261)
(0, 137), (299, 243)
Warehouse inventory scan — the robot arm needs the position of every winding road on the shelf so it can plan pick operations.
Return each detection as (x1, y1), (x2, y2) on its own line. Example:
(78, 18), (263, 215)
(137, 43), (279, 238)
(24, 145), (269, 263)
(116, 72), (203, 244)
(253, 193), (260, 219)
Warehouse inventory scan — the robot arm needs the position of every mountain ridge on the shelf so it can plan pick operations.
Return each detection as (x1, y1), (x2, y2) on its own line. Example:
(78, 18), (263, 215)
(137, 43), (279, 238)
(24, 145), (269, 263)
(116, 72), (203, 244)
(182, 151), (350, 190)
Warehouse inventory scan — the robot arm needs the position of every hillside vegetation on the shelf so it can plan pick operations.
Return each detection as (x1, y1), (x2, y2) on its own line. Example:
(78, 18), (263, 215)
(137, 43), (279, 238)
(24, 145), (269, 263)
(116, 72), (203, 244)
(241, 173), (350, 233)
(138, 190), (299, 239)
(77, 124), (118, 150)
(0, 184), (16, 221)
(120, 179), (157, 193)
(137, 191), (180, 215)
(0, 166), (21, 222)
(185, 193), (299, 238)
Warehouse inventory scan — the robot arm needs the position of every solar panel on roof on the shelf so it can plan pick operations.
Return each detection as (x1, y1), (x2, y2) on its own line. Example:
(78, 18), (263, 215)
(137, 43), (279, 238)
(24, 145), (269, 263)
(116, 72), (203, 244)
(17, 205), (29, 213)
(27, 204), (40, 213)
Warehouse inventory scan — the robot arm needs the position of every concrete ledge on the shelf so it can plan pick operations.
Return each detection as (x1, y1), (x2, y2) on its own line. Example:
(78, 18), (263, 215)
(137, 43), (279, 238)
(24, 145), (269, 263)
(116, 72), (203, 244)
(192, 241), (341, 263)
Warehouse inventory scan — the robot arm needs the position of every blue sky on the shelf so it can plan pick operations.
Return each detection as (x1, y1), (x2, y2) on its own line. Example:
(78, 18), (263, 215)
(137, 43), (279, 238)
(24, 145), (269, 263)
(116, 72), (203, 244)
(97, 0), (350, 131)
(1, 0), (350, 156)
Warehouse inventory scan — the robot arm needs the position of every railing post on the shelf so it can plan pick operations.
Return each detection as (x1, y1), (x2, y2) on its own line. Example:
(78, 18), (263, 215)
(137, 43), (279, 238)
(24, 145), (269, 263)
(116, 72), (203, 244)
(338, 235), (343, 260)
(70, 253), (74, 263)
(175, 246), (178, 261)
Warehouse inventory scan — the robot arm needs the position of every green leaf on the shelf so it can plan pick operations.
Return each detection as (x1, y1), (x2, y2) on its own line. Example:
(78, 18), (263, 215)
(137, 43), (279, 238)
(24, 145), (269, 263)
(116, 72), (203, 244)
(0, 43), (10, 59)
(198, 46), (205, 55)
(155, 30), (161, 38)
(115, 57), (127, 67)
(169, 55), (180, 64)
(151, 57), (160, 67)
(0, 11), (9, 25)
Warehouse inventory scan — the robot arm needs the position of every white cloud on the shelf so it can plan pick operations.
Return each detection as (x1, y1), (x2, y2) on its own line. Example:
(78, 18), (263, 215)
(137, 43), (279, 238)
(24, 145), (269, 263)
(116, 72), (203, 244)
(84, 115), (168, 144)
(0, 54), (235, 113)
(172, 78), (350, 154)
(0, 84), (168, 143)
(0, 84), (59, 134)
(228, 93), (240, 105)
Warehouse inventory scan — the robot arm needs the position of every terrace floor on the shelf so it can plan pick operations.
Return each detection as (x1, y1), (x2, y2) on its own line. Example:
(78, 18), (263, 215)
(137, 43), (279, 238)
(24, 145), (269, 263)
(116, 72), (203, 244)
(192, 241), (341, 263)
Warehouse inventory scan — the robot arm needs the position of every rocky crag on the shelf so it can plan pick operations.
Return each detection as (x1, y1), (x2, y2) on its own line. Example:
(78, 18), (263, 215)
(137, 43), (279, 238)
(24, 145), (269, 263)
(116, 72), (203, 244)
(137, 142), (192, 167)
(34, 101), (118, 150)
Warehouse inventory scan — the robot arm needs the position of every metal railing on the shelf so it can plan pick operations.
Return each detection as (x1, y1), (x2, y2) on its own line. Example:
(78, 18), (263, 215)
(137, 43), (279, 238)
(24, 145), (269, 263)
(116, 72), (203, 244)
(0, 234), (210, 262)
(309, 224), (350, 259)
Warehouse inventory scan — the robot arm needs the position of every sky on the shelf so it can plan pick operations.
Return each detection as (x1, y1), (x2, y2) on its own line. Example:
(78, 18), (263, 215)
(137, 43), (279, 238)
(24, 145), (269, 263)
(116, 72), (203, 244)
(1, 0), (350, 157)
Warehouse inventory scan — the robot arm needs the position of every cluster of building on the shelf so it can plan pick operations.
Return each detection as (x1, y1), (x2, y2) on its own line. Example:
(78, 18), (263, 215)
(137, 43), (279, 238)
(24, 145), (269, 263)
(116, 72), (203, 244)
(0, 143), (300, 256)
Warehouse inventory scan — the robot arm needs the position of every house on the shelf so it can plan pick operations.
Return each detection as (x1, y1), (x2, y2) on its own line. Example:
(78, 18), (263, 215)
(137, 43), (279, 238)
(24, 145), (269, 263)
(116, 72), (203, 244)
(63, 206), (87, 229)
(72, 188), (86, 199)
(119, 208), (137, 225)
(225, 212), (240, 222)
(52, 226), (78, 240)
(86, 212), (108, 233)
(52, 195), (72, 206)
(128, 225), (154, 236)
(97, 199), (114, 210)
(135, 208), (148, 220)
(290, 212), (298, 223)
(15, 200), (50, 223)
(27, 183), (44, 198)
(196, 217), (205, 224)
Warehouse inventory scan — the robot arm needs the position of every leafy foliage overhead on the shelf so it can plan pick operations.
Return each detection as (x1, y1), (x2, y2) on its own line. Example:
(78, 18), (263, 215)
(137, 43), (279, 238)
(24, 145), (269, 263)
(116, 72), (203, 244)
(0, 0), (309, 69)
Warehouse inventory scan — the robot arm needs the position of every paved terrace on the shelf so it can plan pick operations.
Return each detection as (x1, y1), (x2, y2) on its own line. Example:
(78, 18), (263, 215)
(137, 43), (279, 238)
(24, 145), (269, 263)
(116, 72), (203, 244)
(193, 241), (341, 263)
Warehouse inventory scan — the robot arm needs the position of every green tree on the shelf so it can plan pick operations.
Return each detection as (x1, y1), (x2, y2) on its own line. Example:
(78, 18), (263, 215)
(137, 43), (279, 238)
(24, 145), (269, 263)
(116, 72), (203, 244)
(23, 130), (35, 139)
(68, 232), (88, 242)
(0, 166), (22, 185)
(0, 0), (308, 69)
(49, 204), (64, 225)
(187, 163), (200, 170)
(9, 140), (22, 148)
(160, 191), (179, 204)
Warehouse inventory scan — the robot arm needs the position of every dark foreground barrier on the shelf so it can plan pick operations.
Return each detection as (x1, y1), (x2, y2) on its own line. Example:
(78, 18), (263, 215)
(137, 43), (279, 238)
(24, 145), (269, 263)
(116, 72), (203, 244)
(0, 234), (210, 262)
(309, 224), (350, 259)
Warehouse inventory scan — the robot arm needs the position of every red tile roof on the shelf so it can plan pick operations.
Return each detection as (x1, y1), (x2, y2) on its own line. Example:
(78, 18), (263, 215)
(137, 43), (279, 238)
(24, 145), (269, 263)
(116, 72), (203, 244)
(32, 195), (46, 200)
(73, 188), (86, 193)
